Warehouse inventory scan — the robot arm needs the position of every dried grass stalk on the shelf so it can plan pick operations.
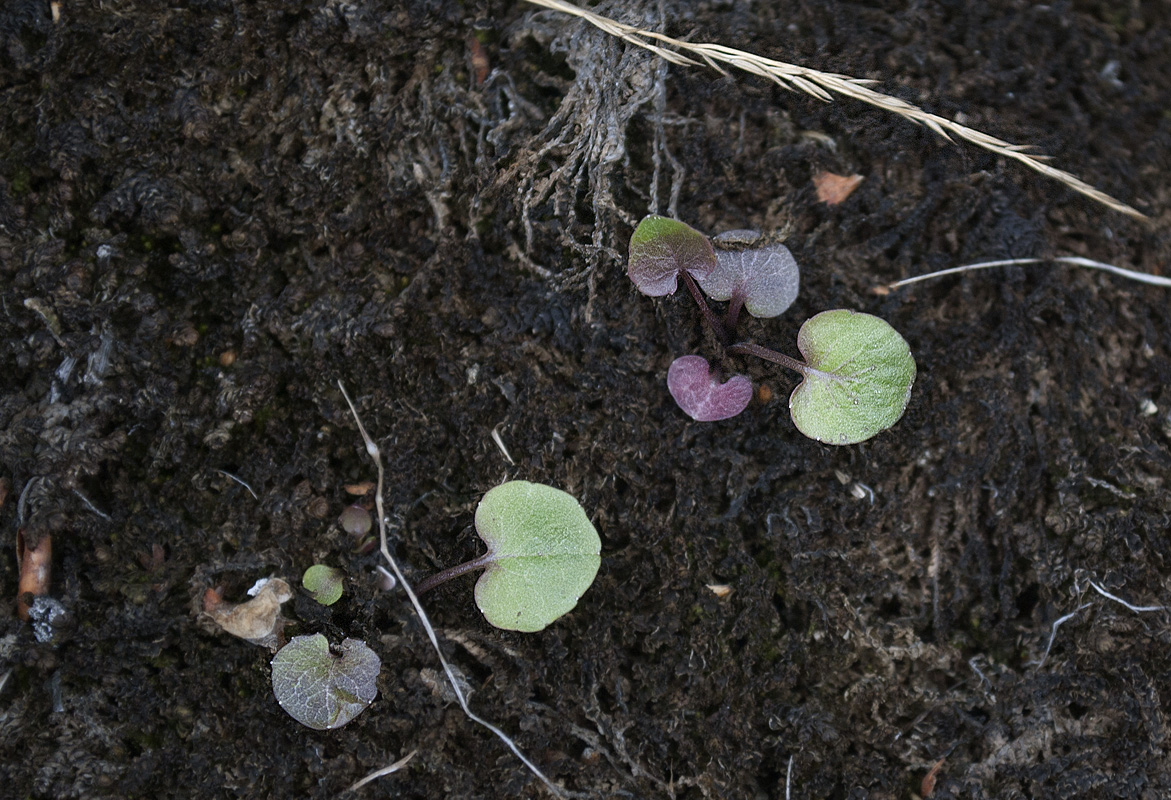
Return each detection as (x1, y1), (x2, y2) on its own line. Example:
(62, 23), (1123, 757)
(525, 0), (1147, 220)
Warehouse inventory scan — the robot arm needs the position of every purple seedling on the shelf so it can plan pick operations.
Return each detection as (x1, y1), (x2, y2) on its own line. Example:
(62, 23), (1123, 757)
(701, 231), (800, 332)
(628, 215), (916, 443)
(628, 215), (727, 341)
(667, 356), (753, 422)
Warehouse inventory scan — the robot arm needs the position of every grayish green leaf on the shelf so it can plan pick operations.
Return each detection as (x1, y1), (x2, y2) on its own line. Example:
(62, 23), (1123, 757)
(700, 240), (799, 318)
(302, 564), (344, 606)
(271, 634), (380, 729)
(789, 310), (916, 445)
(473, 481), (601, 632)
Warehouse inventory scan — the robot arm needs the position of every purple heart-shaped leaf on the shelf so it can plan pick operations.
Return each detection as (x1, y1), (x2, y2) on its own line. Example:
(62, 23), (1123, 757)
(698, 239), (799, 319)
(628, 216), (717, 297)
(667, 356), (753, 422)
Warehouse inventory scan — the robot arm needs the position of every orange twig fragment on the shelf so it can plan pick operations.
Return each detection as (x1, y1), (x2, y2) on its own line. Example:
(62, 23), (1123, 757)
(921, 757), (946, 797)
(16, 530), (52, 621)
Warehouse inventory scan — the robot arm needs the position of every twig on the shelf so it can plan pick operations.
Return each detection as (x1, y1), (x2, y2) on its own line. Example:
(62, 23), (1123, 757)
(337, 381), (567, 798)
(880, 256), (1171, 292)
(785, 754), (793, 800)
(1087, 580), (1167, 613)
(215, 469), (259, 500)
(71, 489), (111, 521)
(1028, 603), (1092, 668)
(344, 750), (417, 794)
(523, 0), (1146, 220)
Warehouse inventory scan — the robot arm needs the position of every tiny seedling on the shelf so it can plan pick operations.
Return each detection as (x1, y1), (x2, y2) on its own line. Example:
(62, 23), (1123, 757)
(271, 633), (381, 730)
(302, 564), (345, 606)
(700, 231), (799, 327)
(730, 311), (915, 444)
(667, 355), (753, 422)
(339, 504), (372, 537)
(628, 215), (727, 338)
(415, 480), (601, 633)
(627, 214), (716, 296)
(629, 215), (916, 444)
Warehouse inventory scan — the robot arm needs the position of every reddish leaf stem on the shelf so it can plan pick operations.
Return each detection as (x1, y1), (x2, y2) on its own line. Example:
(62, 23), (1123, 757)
(726, 342), (808, 375)
(725, 291), (745, 334)
(681, 271), (729, 344)
(414, 552), (494, 595)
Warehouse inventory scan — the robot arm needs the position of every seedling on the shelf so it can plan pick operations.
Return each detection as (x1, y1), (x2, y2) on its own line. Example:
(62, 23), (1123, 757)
(667, 355), (753, 422)
(339, 504), (372, 537)
(628, 215), (726, 338)
(729, 311), (915, 444)
(271, 633), (380, 729)
(629, 215), (916, 444)
(627, 215), (716, 296)
(700, 231), (799, 328)
(415, 480), (601, 632)
(302, 564), (345, 606)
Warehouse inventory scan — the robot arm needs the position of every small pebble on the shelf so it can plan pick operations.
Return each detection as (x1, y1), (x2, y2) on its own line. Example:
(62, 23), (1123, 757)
(340, 504), (372, 537)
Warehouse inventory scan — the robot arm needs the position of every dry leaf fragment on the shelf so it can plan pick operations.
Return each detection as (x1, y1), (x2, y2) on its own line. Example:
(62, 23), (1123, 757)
(706, 584), (733, 599)
(16, 530), (52, 621)
(468, 35), (490, 86)
(204, 578), (293, 649)
(812, 172), (864, 205)
(921, 756), (945, 797)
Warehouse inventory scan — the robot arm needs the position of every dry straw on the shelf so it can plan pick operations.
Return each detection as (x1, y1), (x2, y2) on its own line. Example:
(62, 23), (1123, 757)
(524, 0), (1147, 221)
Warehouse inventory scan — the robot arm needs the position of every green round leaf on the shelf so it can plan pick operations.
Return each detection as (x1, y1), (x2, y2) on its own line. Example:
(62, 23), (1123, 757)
(789, 309), (916, 445)
(302, 564), (344, 606)
(271, 634), (380, 730)
(473, 481), (601, 632)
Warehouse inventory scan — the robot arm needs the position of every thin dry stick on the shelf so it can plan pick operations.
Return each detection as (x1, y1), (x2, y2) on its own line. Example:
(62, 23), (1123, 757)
(1087, 580), (1167, 613)
(1029, 603), (1092, 668)
(523, 0), (1147, 220)
(338, 381), (566, 798)
(345, 750), (417, 794)
(879, 256), (1171, 292)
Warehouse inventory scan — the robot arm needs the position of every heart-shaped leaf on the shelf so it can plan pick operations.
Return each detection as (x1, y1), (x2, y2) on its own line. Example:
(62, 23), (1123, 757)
(473, 481), (601, 632)
(628, 215), (717, 296)
(271, 634), (380, 729)
(699, 240), (799, 318)
(667, 355), (753, 422)
(789, 310), (915, 444)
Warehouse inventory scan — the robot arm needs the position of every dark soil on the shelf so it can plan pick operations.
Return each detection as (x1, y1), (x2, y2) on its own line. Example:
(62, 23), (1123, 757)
(3, 1), (1171, 798)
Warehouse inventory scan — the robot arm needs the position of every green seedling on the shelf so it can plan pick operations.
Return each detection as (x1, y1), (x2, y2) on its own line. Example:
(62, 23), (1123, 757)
(730, 310), (916, 444)
(302, 564), (345, 606)
(629, 214), (916, 444)
(271, 633), (380, 730)
(415, 481), (601, 632)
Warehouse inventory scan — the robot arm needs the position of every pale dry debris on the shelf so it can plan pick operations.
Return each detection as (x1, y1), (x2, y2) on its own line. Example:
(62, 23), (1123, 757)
(813, 171), (864, 205)
(204, 578), (293, 650)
